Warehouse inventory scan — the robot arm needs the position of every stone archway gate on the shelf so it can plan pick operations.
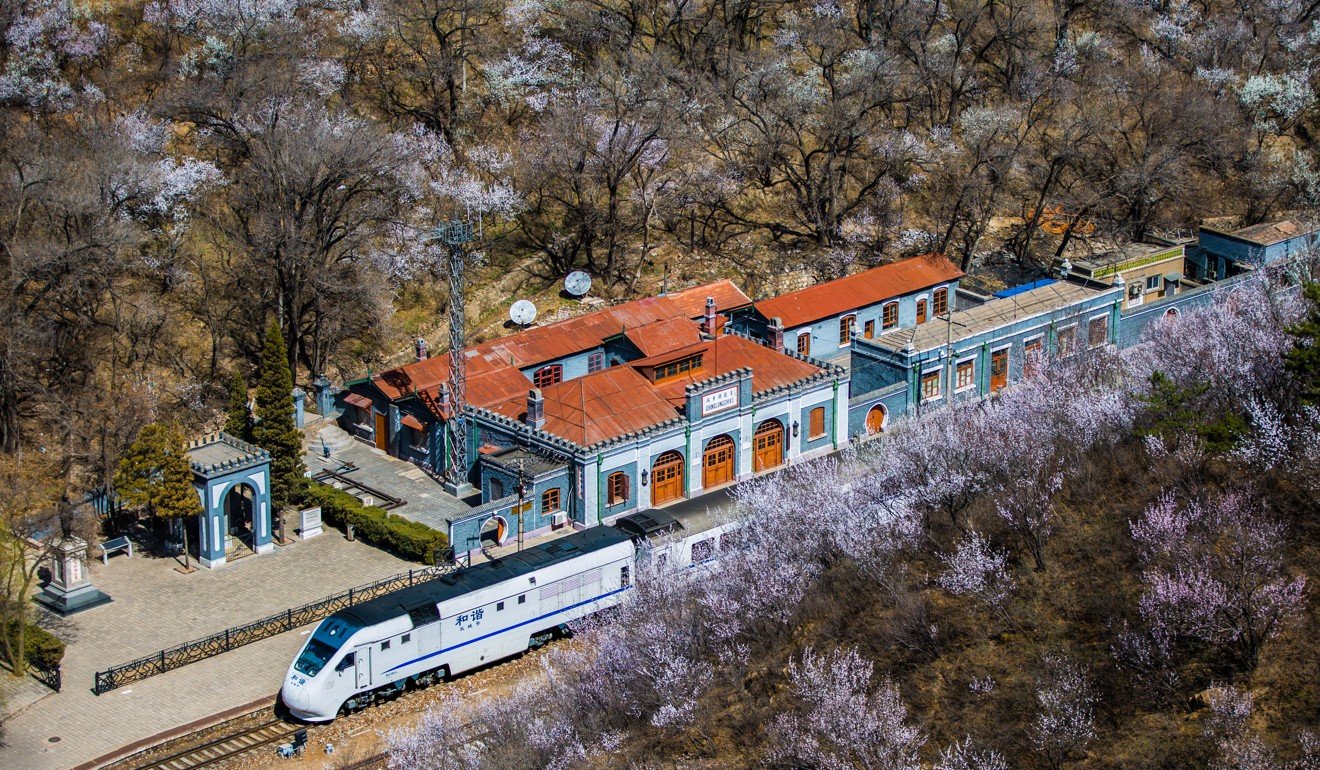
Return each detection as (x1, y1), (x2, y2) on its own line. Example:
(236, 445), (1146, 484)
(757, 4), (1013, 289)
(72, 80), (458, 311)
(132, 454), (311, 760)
(187, 433), (273, 569)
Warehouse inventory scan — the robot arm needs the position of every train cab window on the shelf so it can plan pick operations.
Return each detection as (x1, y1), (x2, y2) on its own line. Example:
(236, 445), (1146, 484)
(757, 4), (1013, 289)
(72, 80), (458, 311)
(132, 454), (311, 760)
(621, 566), (631, 587)
(518, 595), (526, 604)
(402, 634), (410, 644)
(335, 653), (355, 673)
(497, 601), (505, 611)
(381, 640), (390, 651)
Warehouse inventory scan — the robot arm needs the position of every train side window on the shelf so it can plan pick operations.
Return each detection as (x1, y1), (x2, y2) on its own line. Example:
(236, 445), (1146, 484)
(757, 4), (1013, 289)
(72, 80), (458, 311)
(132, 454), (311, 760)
(691, 539), (715, 562)
(497, 601), (505, 611)
(529, 576), (536, 585)
(336, 653), (355, 672)
(402, 633), (410, 644)
(621, 566), (631, 587)
(381, 640), (390, 651)
(518, 595), (526, 604)
(656, 553), (668, 569)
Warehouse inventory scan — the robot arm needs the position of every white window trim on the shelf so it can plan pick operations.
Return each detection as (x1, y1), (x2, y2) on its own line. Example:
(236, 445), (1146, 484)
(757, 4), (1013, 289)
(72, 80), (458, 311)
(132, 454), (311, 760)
(954, 357), (976, 393)
(920, 371), (943, 402)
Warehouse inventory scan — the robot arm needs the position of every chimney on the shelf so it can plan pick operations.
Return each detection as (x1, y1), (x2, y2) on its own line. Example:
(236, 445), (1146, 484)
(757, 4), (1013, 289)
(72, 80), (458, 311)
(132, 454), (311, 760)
(702, 297), (717, 338)
(526, 388), (545, 429)
(439, 382), (451, 414)
(415, 337), (429, 361)
(769, 317), (785, 351)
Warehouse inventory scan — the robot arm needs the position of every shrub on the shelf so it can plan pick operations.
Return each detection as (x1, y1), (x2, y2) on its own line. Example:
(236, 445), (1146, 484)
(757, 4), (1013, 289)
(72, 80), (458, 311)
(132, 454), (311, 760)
(301, 483), (449, 564)
(2, 620), (66, 670)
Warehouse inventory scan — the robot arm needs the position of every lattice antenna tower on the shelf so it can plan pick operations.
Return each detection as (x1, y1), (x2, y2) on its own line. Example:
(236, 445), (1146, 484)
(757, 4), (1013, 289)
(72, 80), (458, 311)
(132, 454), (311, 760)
(433, 216), (481, 487)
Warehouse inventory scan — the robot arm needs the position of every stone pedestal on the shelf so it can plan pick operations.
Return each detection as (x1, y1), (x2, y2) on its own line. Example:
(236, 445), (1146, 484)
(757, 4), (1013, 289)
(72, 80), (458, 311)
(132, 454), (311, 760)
(36, 537), (111, 615)
(299, 506), (323, 540)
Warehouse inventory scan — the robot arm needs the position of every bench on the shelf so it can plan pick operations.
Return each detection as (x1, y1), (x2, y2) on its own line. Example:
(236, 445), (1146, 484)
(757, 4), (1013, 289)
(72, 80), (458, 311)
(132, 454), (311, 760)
(100, 536), (133, 565)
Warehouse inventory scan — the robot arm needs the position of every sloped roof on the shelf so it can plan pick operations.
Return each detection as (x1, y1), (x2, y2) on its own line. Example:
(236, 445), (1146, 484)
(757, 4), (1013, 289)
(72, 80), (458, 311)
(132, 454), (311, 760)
(1226, 219), (1314, 246)
(755, 254), (964, 328)
(624, 318), (703, 357)
(489, 366), (680, 446)
(371, 279), (749, 404)
(666, 279), (753, 317)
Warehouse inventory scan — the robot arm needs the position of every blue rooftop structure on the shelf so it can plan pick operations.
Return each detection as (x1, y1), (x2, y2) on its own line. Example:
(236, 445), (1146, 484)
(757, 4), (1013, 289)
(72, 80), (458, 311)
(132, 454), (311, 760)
(993, 278), (1056, 299)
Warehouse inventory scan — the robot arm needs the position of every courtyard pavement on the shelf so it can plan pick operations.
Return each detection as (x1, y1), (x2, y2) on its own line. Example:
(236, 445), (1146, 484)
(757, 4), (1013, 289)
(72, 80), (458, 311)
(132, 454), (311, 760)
(0, 528), (417, 770)
(304, 439), (476, 531)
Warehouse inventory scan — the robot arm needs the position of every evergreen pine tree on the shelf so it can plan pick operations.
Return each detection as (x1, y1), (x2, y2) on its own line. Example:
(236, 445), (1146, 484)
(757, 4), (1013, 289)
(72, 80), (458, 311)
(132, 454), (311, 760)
(253, 320), (305, 512)
(1284, 281), (1320, 407)
(115, 424), (203, 569)
(224, 371), (252, 441)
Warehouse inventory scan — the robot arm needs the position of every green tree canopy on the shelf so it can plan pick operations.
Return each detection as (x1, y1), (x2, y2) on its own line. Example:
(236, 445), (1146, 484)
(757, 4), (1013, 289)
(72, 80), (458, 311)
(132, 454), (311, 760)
(224, 371), (252, 441)
(114, 423), (203, 568)
(253, 321), (305, 511)
(1284, 281), (1320, 407)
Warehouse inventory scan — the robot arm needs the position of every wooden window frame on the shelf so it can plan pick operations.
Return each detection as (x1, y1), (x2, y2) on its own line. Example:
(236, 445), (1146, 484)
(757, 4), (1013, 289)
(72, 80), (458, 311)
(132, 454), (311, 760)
(934, 287), (949, 316)
(955, 358), (975, 392)
(920, 370), (942, 401)
(1087, 314), (1109, 349)
(796, 332), (811, 356)
(839, 315), (856, 346)
(989, 346), (1009, 393)
(606, 471), (629, 506)
(1024, 335), (1044, 376)
(863, 319), (875, 339)
(808, 406), (826, 439)
(587, 351), (605, 373)
(916, 298), (929, 325)
(540, 487), (561, 513)
(533, 364), (563, 388)
(1056, 325), (1077, 356)
(653, 354), (704, 383)
(882, 302), (899, 330)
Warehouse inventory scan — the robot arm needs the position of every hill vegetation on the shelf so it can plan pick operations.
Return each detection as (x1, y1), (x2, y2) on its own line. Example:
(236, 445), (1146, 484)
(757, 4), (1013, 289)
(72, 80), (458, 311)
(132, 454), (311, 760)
(388, 274), (1319, 769)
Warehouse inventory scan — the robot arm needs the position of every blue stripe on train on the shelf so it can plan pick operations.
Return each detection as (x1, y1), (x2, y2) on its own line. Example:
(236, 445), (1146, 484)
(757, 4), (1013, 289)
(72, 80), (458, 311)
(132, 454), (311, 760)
(383, 584), (632, 675)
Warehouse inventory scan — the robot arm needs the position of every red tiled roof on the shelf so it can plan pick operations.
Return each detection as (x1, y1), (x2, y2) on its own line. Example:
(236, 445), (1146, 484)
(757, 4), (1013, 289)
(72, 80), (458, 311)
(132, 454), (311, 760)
(401, 414), (425, 431)
(755, 254), (964, 329)
(642, 336), (824, 406)
(489, 366), (680, 446)
(666, 279), (753, 318)
(372, 280), (749, 405)
(624, 318), (703, 357)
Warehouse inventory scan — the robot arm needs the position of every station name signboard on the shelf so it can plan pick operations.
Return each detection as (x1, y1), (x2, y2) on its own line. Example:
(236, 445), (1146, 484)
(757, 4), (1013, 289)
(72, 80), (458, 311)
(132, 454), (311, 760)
(701, 385), (739, 416)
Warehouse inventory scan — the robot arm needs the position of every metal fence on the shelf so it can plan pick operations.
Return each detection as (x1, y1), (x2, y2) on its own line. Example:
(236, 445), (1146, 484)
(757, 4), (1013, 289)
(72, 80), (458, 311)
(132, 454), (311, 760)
(92, 563), (456, 695)
(31, 660), (61, 692)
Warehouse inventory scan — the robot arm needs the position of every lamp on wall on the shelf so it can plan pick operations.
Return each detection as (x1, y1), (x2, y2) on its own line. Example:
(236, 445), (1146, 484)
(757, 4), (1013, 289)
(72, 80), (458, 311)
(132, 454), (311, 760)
(641, 468), (649, 486)
(791, 421), (800, 438)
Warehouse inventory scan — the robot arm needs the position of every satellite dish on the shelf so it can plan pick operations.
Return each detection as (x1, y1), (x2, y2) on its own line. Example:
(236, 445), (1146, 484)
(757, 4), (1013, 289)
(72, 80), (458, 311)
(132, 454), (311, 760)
(509, 300), (537, 326)
(564, 270), (593, 297)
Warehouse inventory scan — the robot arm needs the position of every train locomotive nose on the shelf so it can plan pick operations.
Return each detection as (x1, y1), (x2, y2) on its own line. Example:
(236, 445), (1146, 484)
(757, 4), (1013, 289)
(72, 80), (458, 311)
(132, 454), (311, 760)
(281, 679), (311, 715)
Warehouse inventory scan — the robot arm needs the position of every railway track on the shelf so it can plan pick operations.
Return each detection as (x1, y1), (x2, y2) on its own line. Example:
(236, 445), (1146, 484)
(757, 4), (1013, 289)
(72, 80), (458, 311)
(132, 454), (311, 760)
(129, 719), (303, 770)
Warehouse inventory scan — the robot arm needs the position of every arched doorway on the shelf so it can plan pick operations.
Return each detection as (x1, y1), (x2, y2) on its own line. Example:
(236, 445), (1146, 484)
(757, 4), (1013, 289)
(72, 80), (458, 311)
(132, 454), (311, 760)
(651, 451), (684, 506)
(225, 483), (257, 553)
(702, 435), (736, 489)
(865, 404), (887, 435)
(753, 420), (784, 472)
(481, 516), (508, 547)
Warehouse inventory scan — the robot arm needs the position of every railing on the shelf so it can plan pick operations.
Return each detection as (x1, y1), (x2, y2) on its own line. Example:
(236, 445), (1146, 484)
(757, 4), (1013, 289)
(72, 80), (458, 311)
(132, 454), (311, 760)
(92, 563), (456, 695)
(31, 660), (61, 692)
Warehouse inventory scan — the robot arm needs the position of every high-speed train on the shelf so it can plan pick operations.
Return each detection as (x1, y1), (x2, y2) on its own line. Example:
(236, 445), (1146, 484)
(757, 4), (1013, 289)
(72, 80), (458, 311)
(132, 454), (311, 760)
(281, 507), (737, 722)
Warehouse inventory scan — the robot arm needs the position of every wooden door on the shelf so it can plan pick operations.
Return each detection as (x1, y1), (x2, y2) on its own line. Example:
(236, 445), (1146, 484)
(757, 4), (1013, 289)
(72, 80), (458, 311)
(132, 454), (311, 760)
(702, 435), (736, 488)
(990, 348), (1009, 392)
(865, 405), (887, 435)
(753, 421), (784, 472)
(374, 412), (388, 450)
(916, 299), (928, 324)
(651, 452), (684, 506)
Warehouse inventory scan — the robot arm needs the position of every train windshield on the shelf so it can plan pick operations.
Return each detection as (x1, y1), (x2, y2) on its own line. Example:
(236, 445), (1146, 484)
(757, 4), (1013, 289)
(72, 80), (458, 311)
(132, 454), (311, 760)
(293, 616), (361, 677)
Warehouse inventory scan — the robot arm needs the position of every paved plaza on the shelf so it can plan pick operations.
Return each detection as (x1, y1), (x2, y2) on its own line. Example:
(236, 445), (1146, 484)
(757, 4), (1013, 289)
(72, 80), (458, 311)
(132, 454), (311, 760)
(0, 528), (417, 770)
(304, 437), (476, 531)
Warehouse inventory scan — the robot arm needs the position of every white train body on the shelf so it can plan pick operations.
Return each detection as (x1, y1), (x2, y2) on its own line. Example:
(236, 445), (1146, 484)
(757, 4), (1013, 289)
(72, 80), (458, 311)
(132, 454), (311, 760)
(614, 506), (742, 574)
(281, 527), (635, 722)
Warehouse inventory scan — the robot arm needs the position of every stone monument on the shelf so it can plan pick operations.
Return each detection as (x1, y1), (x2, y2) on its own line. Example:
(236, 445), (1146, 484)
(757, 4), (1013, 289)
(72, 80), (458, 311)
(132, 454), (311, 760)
(299, 506), (323, 540)
(36, 537), (112, 614)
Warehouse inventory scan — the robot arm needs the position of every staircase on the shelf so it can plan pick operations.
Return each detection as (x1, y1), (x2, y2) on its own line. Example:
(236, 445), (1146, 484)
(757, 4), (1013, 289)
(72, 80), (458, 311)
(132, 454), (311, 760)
(315, 424), (355, 457)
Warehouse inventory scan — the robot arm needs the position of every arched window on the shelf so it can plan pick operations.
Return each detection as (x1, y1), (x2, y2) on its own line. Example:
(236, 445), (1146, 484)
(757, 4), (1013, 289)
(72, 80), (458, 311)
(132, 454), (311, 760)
(796, 333), (811, 356)
(839, 315), (856, 345)
(933, 287), (949, 316)
(916, 299), (928, 324)
(607, 472), (629, 505)
(882, 302), (898, 330)
(533, 364), (563, 388)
